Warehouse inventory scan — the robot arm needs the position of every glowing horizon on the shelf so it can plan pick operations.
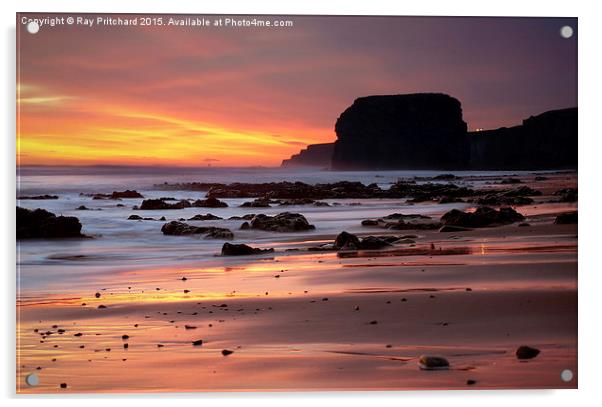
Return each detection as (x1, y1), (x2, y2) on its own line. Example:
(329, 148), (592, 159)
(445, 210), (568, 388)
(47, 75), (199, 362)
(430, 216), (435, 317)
(17, 14), (577, 167)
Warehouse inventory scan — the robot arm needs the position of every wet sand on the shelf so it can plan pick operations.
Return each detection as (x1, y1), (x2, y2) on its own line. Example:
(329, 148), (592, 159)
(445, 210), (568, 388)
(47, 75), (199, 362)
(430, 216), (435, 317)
(16, 172), (578, 393)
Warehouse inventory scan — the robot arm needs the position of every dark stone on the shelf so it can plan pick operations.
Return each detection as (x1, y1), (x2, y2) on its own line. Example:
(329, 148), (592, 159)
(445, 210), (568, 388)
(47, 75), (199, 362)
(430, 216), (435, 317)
(554, 212), (577, 224)
(221, 242), (274, 256)
(250, 212), (315, 232)
(221, 349), (234, 356)
(188, 214), (222, 220)
(332, 93), (469, 170)
(192, 339), (204, 346)
(192, 197), (228, 208)
(76, 205), (89, 210)
(516, 345), (540, 360)
(111, 190), (143, 199)
(359, 236), (392, 250)
(441, 206), (524, 228)
(361, 219), (379, 226)
(554, 188), (577, 203)
(17, 207), (83, 239)
(17, 194), (58, 200)
(334, 231), (360, 250)
(418, 355), (450, 370)
(240, 198), (272, 208)
(128, 215), (143, 220)
(240, 221), (250, 230)
(161, 221), (233, 239)
(139, 199), (191, 210)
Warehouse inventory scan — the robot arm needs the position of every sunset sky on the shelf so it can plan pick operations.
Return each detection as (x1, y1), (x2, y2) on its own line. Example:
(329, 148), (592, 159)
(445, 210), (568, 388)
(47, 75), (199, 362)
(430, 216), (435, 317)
(17, 14), (577, 167)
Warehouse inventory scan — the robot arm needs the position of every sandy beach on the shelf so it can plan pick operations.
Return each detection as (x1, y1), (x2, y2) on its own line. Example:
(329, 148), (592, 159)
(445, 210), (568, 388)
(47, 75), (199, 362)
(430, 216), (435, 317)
(16, 169), (577, 392)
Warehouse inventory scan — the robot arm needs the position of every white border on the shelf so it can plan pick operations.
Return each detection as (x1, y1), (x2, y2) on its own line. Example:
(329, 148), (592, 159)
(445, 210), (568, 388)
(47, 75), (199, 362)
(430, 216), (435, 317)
(3, 0), (601, 405)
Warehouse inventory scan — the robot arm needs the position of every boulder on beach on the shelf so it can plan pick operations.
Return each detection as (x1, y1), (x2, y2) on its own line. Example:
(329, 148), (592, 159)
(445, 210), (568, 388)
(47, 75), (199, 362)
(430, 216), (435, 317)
(334, 231), (361, 250)
(333, 232), (393, 251)
(441, 206), (524, 228)
(516, 345), (540, 360)
(250, 212), (315, 232)
(418, 355), (450, 370)
(358, 236), (392, 250)
(17, 207), (83, 239)
(161, 221), (233, 239)
(554, 211), (577, 224)
(221, 242), (274, 256)
(128, 214), (143, 220)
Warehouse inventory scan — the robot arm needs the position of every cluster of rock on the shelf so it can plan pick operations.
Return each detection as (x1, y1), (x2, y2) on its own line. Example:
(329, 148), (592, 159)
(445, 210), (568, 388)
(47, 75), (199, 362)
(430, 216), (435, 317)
(136, 197), (228, 210)
(81, 190), (144, 200)
(249, 212), (315, 232)
(160, 221), (233, 239)
(361, 213), (440, 230)
(17, 207), (83, 239)
(155, 180), (538, 207)
(361, 206), (526, 232)
(441, 207), (525, 228)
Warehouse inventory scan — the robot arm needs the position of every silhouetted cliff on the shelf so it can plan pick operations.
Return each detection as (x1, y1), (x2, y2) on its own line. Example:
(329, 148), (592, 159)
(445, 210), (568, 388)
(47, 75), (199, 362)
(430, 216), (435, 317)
(280, 93), (577, 170)
(331, 94), (469, 170)
(281, 143), (334, 168)
(469, 107), (577, 169)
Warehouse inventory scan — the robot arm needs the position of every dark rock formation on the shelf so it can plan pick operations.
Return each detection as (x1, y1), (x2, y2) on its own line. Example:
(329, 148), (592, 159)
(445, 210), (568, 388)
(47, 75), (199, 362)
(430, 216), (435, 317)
(516, 346), (540, 360)
(473, 187), (541, 206)
(283, 92), (576, 171)
(160, 221), (233, 239)
(17, 194), (59, 200)
(250, 212), (315, 232)
(333, 231), (361, 250)
(192, 197), (228, 208)
(221, 242), (274, 256)
(470, 108), (577, 170)
(111, 190), (143, 199)
(281, 142), (334, 168)
(188, 214), (222, 221)
(17, 207), (83, 239)
(139, 199), (191, 210)
(418, 355), (450, 370)
(332, 93), (469, 170)
(441, 207), (524, 228)
(554, 188), (577, 203)
(554, 212), (577, 224)
(333, 232), (394, 251)
(240, 198), (272, 208)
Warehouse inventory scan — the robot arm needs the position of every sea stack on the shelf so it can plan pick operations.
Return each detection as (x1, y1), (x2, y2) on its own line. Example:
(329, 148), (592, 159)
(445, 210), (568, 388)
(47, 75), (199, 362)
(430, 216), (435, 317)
(331, 93), (469, 170)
